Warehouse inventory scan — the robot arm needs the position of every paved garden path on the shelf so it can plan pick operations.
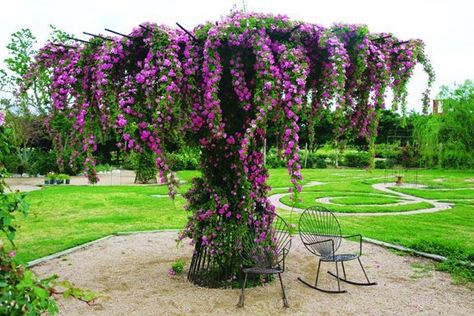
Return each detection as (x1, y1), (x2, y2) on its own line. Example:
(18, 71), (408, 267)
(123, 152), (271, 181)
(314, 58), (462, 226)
(269, 182), (453, 217)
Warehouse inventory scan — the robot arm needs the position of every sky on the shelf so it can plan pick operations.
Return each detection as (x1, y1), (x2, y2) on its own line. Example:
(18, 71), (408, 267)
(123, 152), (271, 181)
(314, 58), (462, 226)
(1, 0), (473, 112)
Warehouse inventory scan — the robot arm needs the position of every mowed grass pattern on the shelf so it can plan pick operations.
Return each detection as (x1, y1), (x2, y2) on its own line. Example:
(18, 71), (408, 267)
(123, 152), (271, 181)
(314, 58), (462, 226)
(13, 168), (474, 275)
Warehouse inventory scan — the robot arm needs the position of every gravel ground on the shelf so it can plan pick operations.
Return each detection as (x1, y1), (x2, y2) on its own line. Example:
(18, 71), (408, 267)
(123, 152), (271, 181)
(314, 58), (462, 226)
(32, 231), (474, 316)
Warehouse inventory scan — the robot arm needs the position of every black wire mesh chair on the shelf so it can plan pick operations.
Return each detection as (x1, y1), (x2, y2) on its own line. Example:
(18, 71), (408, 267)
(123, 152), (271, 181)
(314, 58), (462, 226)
(298, 206), (376, 293)
(237, 214), (292, 308)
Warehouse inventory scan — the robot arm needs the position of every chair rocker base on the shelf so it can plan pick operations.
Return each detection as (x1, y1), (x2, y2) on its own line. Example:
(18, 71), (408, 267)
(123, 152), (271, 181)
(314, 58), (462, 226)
(297, 277), (347, 294)
(327, 271), (377, 286)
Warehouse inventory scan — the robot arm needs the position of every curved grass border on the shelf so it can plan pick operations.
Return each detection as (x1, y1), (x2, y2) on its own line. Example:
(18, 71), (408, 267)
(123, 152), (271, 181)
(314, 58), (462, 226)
(279, 194), (433, 213)
(329, 195), (403, 206)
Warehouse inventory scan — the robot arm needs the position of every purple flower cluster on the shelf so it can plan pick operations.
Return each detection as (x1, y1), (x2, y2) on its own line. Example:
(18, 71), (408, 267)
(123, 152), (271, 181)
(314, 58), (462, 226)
(25, 11), (434, 264)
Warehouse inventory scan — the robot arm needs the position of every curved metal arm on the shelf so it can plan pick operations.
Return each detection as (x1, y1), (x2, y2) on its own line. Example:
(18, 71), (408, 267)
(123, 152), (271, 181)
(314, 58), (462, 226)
(305, 239), (335, 259)
(342, 234), (363, 255)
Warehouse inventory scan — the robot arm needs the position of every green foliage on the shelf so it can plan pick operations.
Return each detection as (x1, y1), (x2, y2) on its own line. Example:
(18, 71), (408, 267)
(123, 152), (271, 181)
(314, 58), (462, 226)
(265, 148), (286, 169)
(166, 147), (200, 170)
(375, 143), (402, 160)
(4, 148), (58, 176)
(414, 80), (474, 169)
(2, 29), (43, 114)
(57, 174), (70, 181)
(126, 150), (157, 183)
(1, 123), (58, 315)
(343, 151), (370, 167)
(1, 26), (72, 114)
(0, 259), (59, 316)
(0, 129), (29, 245)
(0, 191), (29, 245)
(299, 108), (335, 152)
(55, 280), (101, 303)
(95, 163), (112, 173)
(267, 149), (329, 169)
(374, 159), (394, 169)
(303, 152), (327, 168)
(170, 259), (186, 275)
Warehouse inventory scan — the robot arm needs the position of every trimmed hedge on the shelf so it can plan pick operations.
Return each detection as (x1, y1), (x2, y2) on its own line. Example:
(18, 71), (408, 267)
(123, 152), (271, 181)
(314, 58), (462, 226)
(343, 152), (370, 168)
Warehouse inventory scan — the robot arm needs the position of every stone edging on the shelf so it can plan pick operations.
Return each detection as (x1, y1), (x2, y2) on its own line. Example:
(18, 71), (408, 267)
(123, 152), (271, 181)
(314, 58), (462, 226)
(27, 229), (180, 268)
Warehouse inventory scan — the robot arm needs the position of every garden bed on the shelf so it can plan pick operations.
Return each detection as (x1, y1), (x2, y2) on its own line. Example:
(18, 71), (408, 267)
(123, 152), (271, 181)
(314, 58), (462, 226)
(32, 231), (473, 315)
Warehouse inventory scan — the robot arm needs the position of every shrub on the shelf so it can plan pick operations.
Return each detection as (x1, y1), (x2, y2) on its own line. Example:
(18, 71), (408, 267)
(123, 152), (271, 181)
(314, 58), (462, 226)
(375, 159), (386, 169)
(95, 164), (113, 173)
(29, 150), (58, 175)
(375, 143), (402, 161)
(304, 152), (327, 168)
(1, 124), (58, 314)
(168, 259), (186, 277)
(265, 151), (286, 168)
(46, 172), (57, 181)
(343, 152), (370, 168)
(375, 159), (395, 169)
(0, 251), (59, 315)
(166, 147), (200, 170)
(4, 148), (59, 176)
(136, 152), (158, 183)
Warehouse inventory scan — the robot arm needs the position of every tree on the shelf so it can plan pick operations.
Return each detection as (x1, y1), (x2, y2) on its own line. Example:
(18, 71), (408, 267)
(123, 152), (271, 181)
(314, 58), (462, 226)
(1, 27), (75, 176)
(25, 11), (434, 286)
(1, 26), (71, 115)
(299, 108), (334, 152)
(414, 80), (474, 168)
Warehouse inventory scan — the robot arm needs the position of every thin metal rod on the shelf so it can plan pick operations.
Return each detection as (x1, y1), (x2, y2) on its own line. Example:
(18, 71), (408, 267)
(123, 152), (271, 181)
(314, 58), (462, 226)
(176, 22), (198, 42)
(394, 40), (410, 46)
(315, 259), (322, 287)
(52, 43), (77, 49)
(83, 32), (112, 42)
(104, 28), (134, 39)
(357, 258), (371, 283)
(341, 260), (347, 279)
(66, 36), (94, 45)
(139, 24), (152, 32)
(335, 261), (341, 292)
(289, 24), (302, 35)
(373, 35), (392, 42)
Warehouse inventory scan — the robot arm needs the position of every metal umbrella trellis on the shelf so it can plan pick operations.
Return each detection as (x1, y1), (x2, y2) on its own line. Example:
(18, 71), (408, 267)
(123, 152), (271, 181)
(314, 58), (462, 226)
(25, 11), (434, 287)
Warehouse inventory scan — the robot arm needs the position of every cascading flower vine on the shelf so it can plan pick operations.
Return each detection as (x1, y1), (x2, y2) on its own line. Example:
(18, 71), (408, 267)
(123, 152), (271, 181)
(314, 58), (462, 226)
(24, 11), (434, 286)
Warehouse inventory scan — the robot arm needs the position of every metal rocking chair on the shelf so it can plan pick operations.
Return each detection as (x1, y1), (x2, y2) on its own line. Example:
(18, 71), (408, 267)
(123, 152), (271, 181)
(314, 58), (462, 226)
(298, 206), (376, 293)
(237, 214), (292, 308)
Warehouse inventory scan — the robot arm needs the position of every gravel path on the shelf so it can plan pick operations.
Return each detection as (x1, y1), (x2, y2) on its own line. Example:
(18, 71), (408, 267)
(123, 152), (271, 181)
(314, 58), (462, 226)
(269, 182), (453, 217)
(32, 231), (474, 315)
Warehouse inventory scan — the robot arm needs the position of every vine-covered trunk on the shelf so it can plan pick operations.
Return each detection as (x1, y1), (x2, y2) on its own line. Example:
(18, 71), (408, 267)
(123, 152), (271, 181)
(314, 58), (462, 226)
(184, 130), (276, 287)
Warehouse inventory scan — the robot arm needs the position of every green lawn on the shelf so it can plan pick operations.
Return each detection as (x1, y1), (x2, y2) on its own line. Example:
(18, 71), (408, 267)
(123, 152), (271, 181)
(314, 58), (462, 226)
(330, 195), (400, 205)
(18, 186), (188, 262)
(12, 168), (474, 283)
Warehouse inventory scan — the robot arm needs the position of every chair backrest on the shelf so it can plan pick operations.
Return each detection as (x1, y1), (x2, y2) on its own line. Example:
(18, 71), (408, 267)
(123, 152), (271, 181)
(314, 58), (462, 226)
(298, 206), (341, 257)
(240, 214), (292, 269)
